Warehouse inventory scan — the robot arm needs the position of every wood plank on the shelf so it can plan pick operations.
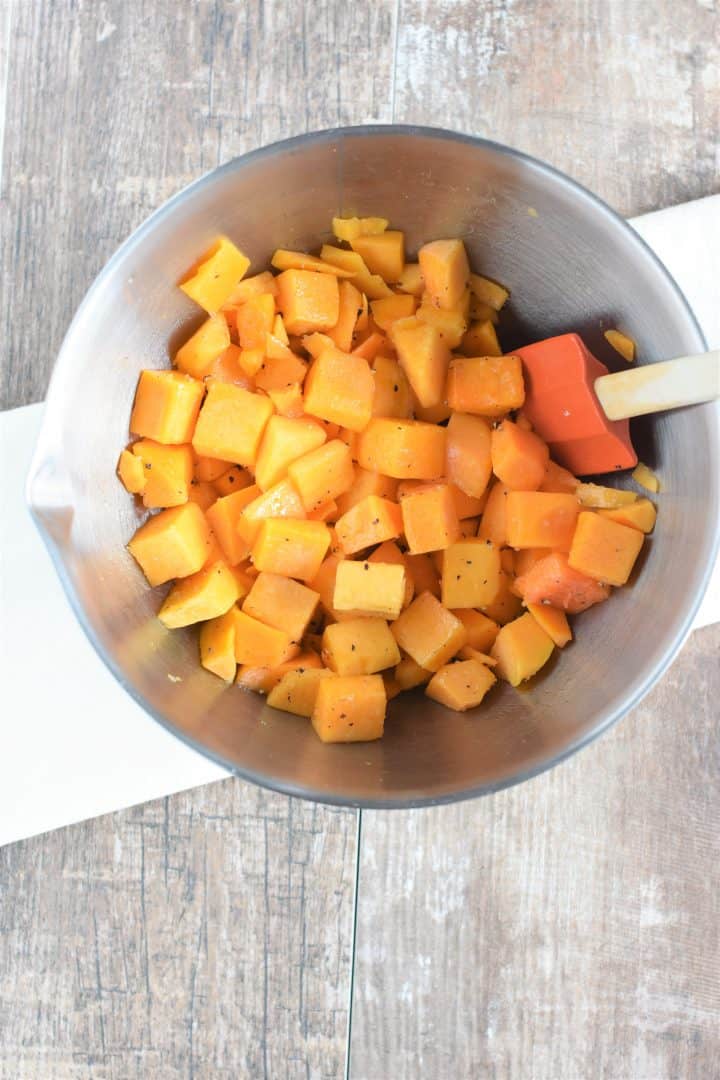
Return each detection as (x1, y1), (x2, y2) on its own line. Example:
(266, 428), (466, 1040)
(351, 623), (720, 1079)
(0, 1), (397, 1075)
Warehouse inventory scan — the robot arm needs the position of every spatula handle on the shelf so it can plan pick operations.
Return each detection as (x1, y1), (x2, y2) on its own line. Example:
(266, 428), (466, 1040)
(594, 350), (720, 421)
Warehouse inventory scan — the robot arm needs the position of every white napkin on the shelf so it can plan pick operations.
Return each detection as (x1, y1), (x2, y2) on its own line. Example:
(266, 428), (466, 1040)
(1, 197), (718, 848)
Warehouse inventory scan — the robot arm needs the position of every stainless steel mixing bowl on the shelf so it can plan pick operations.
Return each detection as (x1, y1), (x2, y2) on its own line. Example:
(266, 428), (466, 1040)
(27, 126), (719, 807)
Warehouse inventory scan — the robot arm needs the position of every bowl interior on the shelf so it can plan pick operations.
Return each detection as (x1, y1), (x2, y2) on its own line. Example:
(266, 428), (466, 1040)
(29, 128), (717, 806)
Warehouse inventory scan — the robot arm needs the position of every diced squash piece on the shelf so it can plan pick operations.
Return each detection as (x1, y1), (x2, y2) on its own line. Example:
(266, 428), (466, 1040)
(187, 480), (217, 512)
(394, 656), (432, 690)
(478, 482), (511, 546)
(179, 236), (250, 313)
(351, 231), (404, 282)
(127, 502), (211, 587)
(490, 612), (554, 686)
(458, 646), (497, 666)
(441, 538), (502, 609)
(309, 554), (347, 620)
(368, 541), (414, 608)
(469, 273), (509, 311)
(205, 345), (254, 388)
(212, 464), (252, 497)
(267, 668), (334, 717)
(312, 674), (386, 743)
(459, 320), (502, 357)
(158, 560), (240, 628)
(513, 547), (552, 578)
(223, 271), (277, 307)
(481, 571), (523, 625)
(540, 460), (578, 494)
(131, 439), (193, 508)
(254, 349), (307, 393)
(322, 618), (400, 676)
(412, 399), (452, 424)
(303, 347), (375, 432)
(390, 316), (450, 408)
(598, 498), (656, 533)
(267, 383), (305, 418)
(335, 467), (397, 517)
(396, 262), (424, 297)
(371, 355), (414, 419)
(254, 415), (327, 491)
(468, 298), (499, 324)
(514, 552), (610, 613)
(117, 449), (146, 495)
(418, 238), (469, 310)
(205, 485), (259, 565)
(288, 439), (355, 511)
(632, 462), (660, 493)
(426, 659), (496, 711)
(265, 332), (302, 363)
(327, 280), (363, 352)
(175, 314), (231, 379)
(252, 519), (331, 582)
(237, 479), (306, 546)
(334, 560), (407, 620)
(231, 609), (298, 667)
(452, 609), (499, 652)
(391, 591), (467, 672)
(568, 511), (644, 587)
(604, 328), (636, 363)
(320, 244), (393, 299)
(525, 603), (572, 648)
(273, 314), (289, 344)
(237, 347), (266, 377)
(446, 412), (493, 498)
(447, 355), (525, 416)
(357, 418), (446, 480)
(448, 483), (486, 520)
(192, 383), (273, 466)
(400, 483), (460, 555)
(200, 609), (237, 682)
(332, 216), (388, 242)
(130, 370), (205, 445)
(243, 571), (319, 643)
(276, 269), (340, 335)
(271, 249), (353, 276)
(308, 499), (338, 523)
(491, 419), (549, 491)
(576, 483), (637, 509)
(303, 332), (336, 359)
(236, 651), (322, 695)
(371, 294), (417, 331)
(505, 492), (580, 551)
(352, 331), (386, 361)
(334, 495), (402, 555)
(416, 299), (467, 349)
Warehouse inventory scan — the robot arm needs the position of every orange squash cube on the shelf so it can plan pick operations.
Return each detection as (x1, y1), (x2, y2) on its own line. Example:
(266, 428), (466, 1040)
(505, 492), (580, 551)
(441, 538), (502, 609)
(270, 249), (354, 276)
(418, 238), (469, 310)
(223, 270), (277, 307)
(512, 547), (552, 578)
(370, 294), (417, 332)
(237, 479), (306, 546)
(212, 464), (252, 497)
(525, 603), (572, 648)
(333, 560), (407, 620)
(117, 449), (146, 495)
(254, 349), (308, 393)
(391, 591), (467, 672)
(335, 467), (397, 517)
(325, 279), (363, 352)
(332, 215), (388, 241)
(205, 485), (259, 565)
(334, 495), (403, 555)
(568, 511), (644, 586)
(490, 612), (555, 686)
(491, 419), (550, 491)
(447, 355), (525, 416)
(404, 553), (440, 599)
(445, 412), (493, 499)
(426, 659), (497, 711)
(540, 460), (579, 494)
(199, 609), (238, 682)
(127, 502), (211, 587)
(390, 316), (451, 408)
(481, 572), (523, 624)
(193, 453), (233, 483)
(320, 245), (393, 300)
(252, 519), (331, 582)
(311, 674), (386, 743)
(288, 439), (355, 512)
(267, 382), (305, 419)
(469, 273), (509, 310)
(357, 418), (446, 480)
(514, 552), (610, 613)
(459, 320), (502, 357)
(394, 655), (432, 690)
(478, 482), (511, 546)
(187, 480), (217, 512)
(451, 609), (500, 652)
(400, 483), (460, 555)
(276, 269), (340, 335)
(131, 439), (193, 508)
(236, 651), (322, 695)
(415, 298), (468, 349)
(322, 618), (400, 676)
(130, 370), (205, 445)
(598, 498), (656, 533)
(352, 331), (387, 361)
(243, 571), (319, 643)
(396, 262), (424, 296)
(368, 541), (414, 608)
(267, 668), (334, 718)
(158, 560), (241, 628)
(192, 382), (273, 466)
(254, 415), (327, 491)
(350, 231), (405, 282)
(231, 609), (298, 667)
(179, 236), (250, 313)
(371, 355), (414, 419)
(175, 314), (231, 379)
(303, 347), (375, 432)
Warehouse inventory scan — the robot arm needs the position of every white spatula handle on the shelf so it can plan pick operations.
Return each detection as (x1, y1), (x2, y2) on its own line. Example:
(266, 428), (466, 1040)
(594, 350), (720, 421)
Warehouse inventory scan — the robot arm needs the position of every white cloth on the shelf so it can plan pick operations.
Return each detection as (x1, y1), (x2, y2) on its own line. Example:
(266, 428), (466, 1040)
(1, 196), (718, 848)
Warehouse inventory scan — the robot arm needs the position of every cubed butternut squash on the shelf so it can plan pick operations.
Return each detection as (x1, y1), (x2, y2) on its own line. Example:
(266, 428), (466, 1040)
(416, 298), (468, 349)
(350, 231), (404, 282)
(231, 609), (298, 667)
(426, 659), (496, 711)
(223, 271), (277, 308)
(251, 519), (331, 581)
(357, 418), (446, 480)
(127, 502), (211, 587)
(441, 538), (502, 609)
(212, 464), (252, 497)
(576, 483), (637, 509)
(447, 355), (525, 416)
(236, 651), (323, 695)
(288, 439), (355, 511)
(333, 560), (407, 620)
(400, 483), (460, 554)
(390, 316), (450, 408)
(179, 236), (250, 313)
(131, 439), (193, 508)
(452, 609), (500, 652)
(237, 479), (306, 547)
(130, 370), (205, 445)
(175, 314), (231, 379)
(490, 612), (555, 686)
(117, 449), (146, 495)
(469, 273), (509, 310)
(491, 420), (549, 491)
(505, 492), (580, 551)
(276, 269), (340, 335)
(418, 238), (469, 310)
(525, 603), (572, 648)
(205, 485), (259, 565)
(514, 552), (610, 613)
(335, 467), (398, 517)
(334, 494), (403, 555)
(320, 245), (393, 300)
(312, 674), (386, 743)
(254, 415), (327, 491)
(243, 571), (320, 644)
(445, 412), (493, 498)
(370, 294), (417, 332)
(199, 609), (238, 682)
(568, 511), (644, 586)
(478, 482), (511, 546)
(394, 655), (432, 690)
(322, 618), (400, 676)
(368, 541), (414, 608)
(391, 591), (467, 672)
(271, 249), (354, 276)
(540, 460), (579, 494)
(267, 668), (334, 717)
(303, 347), (375, 432)
(192, 382), (273, 466)
(326, 280), (363, 352)
(459, 320), (502, 357)
(598, 498), (656, 533)
(158, 560), (241, 628)
(395, 262), (424, 296)
(371, 355), (414, 419)
(332, 216), (388, 241)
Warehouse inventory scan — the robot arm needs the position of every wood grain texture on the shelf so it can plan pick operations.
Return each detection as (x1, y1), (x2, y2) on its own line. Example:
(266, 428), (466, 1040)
(351, 623), (720, 1080)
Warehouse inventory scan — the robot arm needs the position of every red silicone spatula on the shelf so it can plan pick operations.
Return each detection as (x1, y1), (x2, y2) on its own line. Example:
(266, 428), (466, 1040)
(515, 333), (720, 476)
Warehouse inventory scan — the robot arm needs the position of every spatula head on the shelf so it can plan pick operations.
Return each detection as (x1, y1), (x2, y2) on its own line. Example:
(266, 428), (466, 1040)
(515, 333), (637, 475)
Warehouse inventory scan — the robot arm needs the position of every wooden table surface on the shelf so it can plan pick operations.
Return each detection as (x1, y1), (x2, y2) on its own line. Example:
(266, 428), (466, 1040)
(1, 2), (718, 1077)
